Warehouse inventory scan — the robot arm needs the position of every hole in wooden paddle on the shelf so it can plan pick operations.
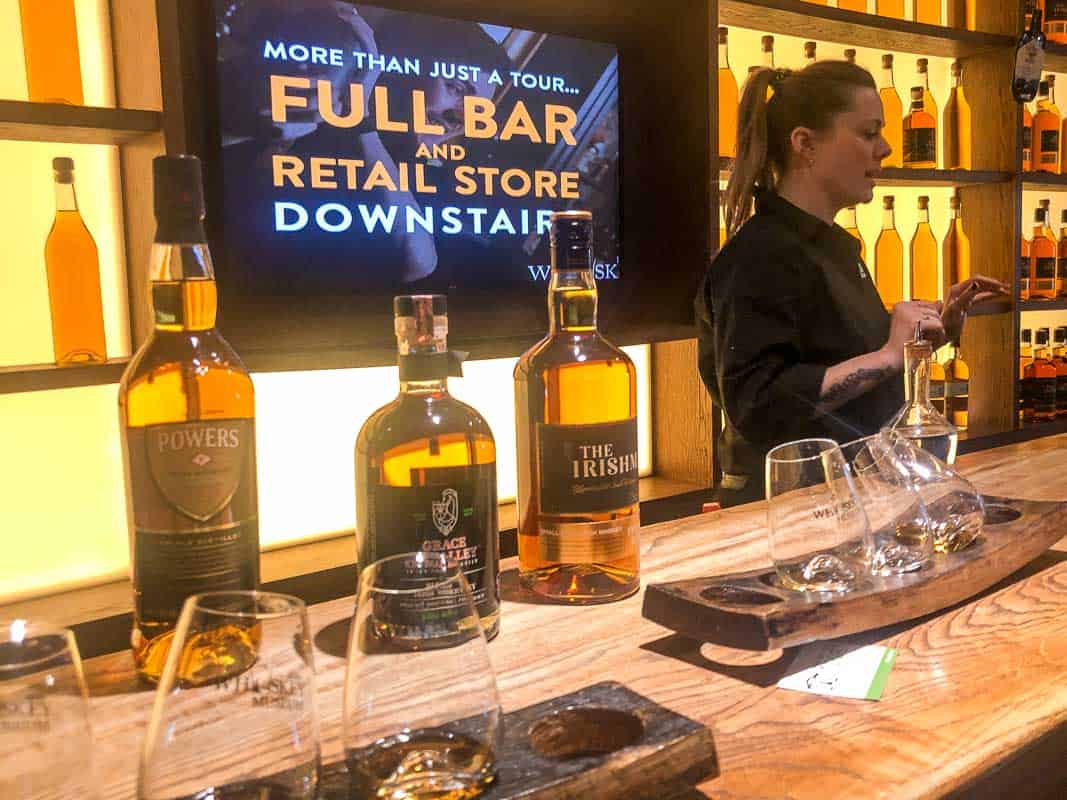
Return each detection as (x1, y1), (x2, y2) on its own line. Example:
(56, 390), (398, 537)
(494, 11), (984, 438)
(983, 504), (1021, 525)
(528, 707), (644, 759)
(701, 584), (781, 606)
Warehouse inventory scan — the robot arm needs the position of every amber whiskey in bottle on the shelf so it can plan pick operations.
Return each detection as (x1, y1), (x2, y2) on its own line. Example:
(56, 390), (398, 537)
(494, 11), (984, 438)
(355, 295), (500, 639)
(19, 0), (83, 104)
(1030, 199), (1058, 299)
(1021, 235), (1032, 299)
(943, 61), (972, 170)
(930, 356), (947, 415)
(1034, 76), (1062, 173)
(119, 156), (260, 683)
(917, 59), (939, 163)
(1058, 209), (1067, 296)
(514, 211), (640, 604)
(910, 195), (939, 300)
(876, 195), (904, 308)
(942, 193), (971, 298)
(838, 1), (865, 13)
(1024, 327), (1058, 421)
(946, 344), (970, 430)
(46, 157), (106, 365)
(878, 0), (905, 20)
(840, 205), (866, 263)
(1020, 327), (1034, 421)
(915, 0), (941, 25)
(904, 87), (937, 169)
(880, 55), (904, 168)
(1053, 326), (1067, 417)
(718, 27), (738, 163)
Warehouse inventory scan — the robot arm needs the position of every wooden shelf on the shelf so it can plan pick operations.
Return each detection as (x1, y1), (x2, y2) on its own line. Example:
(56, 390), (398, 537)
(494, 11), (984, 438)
(1021, 171), (1067, 190)
(1019, 298), (1067, 312)
(719, 165), (1011, 186)
(719, 0), (1013, 58)
(0, 101), (161, 145)
(0, 359), (128, 395)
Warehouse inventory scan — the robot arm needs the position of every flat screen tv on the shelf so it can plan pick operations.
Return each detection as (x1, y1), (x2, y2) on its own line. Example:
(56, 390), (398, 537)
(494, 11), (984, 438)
(189, 0), (706, 369)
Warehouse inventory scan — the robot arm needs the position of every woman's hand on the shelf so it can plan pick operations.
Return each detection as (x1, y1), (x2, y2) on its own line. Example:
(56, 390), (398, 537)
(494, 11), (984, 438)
(941, 275), (1010, 344)
(881, 300), (945, 368)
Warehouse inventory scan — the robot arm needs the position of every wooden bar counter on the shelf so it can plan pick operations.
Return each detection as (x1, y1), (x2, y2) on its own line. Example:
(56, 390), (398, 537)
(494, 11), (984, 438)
(83, 434), (1067, 799)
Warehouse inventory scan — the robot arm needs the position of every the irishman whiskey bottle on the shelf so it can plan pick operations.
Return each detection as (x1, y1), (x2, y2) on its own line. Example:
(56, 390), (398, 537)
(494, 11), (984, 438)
(356, 295), (500, 639)
(119, 155), (260, 683)
(514, 211), (640, 604)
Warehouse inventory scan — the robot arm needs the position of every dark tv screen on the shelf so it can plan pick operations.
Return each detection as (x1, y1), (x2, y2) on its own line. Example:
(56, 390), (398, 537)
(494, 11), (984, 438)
(210, 0), (621, 301)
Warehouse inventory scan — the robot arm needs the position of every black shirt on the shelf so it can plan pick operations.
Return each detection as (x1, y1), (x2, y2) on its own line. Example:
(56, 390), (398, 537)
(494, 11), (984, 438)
(695, 191), (903, 484)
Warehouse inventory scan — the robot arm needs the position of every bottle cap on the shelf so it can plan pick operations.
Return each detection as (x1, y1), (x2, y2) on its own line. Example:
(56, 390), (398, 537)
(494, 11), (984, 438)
(1022, 328), (1033, 342)
(951, 60), (961, 76)
(950, 194), (961, 210)
(883, 195), (895, 209)
(394, 294), (447, 356)
(918, 196), (929, 209)
(804, 41), (816, 56)
(882, 54), (893, 68)
(761, 35), (774, 50)
(718, 26), (727, 42)
(917, 57), (928, 72)
(910, 86), (923, 99)
(153, 154), (205, 224)
(52, 157), (74, 184)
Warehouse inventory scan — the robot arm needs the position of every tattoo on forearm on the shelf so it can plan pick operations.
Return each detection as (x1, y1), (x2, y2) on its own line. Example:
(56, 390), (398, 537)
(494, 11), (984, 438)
(817, 366), (896, 411)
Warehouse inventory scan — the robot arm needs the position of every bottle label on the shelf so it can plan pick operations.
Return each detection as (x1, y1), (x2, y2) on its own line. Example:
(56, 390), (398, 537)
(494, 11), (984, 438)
(903, 128), (936, 165)
(1058, 374), (1067, 408)
(538, 516), (639, 563)
(1040, 129), (1060, 163)
(1016, 40), (1045, 85)
(1034, 255), (1057, 282)
(1023, 125), (1032, 153)
(364, 463), (498, 620)
(126, 419), (259, 625)
(537, 419), (640, 514)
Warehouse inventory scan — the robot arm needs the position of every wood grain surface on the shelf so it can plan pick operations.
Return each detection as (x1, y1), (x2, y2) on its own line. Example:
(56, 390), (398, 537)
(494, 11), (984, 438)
(79, 434), (1067, 799)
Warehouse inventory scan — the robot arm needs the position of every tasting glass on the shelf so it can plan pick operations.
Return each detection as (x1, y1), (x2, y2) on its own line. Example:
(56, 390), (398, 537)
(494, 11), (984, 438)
(344, 551), (501, 799)
(0, 620), (96, 800)
(839, 433), (934, 575)
(884, 433), (985, 552)
(766, 438), (872, 592)
(139, 592), (320, 800)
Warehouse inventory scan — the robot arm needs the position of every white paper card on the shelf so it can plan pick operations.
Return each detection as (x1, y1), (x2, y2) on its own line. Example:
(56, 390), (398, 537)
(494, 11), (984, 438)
(777, 643), (897, 700)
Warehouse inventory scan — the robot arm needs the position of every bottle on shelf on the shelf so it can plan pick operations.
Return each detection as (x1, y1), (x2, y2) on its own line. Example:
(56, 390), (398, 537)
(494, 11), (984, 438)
(355, 295), (500, 640)
(915, 0), (941, 26)
(1020, 327), (1034, 421)
(839, 0), (866, 13)
(46, 157), (106, 366)
(514, 211), (640, 604)
(903, 86), (937, 169)
(1047, 0), (1067, 43)
(1020, 234), (1032, 300)
(1058, 209), (1067, 297)
(943, 60), (972, 170)
(761, 35), (775, 69)
(1053, 326), (1067, 418)
(942, 193), (971, 298)
(880, 55), (904, 168)
(1024, 327), (1058, 422)
(946, 343), (970, 430)
(876, 195), (904, 309)
(878, 0), (905, 21)
(947, 0), (976, 30)
(930, 354), (947, 416)
(118, 155), (260, 684)
(1014, 8), (1046, 103)
(1023, 103), (1034, 172)
(18, 0), (83, 104)
(916, 59), (939, 164)
(804, 41), (817, 66)
(910, 196), (940, 301)
(844, 48), (857, 64)
(840, 205), (866, 263)
(1034, 75), (1061, 173)
(718, 27), (738, 164)
(1030, 199), (1058, 299)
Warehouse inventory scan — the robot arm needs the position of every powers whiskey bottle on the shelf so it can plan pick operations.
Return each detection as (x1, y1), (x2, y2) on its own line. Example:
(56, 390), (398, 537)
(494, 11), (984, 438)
(514, 211), (640, 604)
(355, 295), (499, 639)
(119, 156), (260, 682)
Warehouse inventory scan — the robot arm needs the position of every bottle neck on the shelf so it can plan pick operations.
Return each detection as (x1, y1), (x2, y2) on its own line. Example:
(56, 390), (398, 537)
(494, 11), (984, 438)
(917, 207), (930, 225)
(882, 207), (895, 230)
(949, 206), (960, 222)
(951, 72), (961, 90)
(881, 66), (895, 89)
(904, 345), (931, 406)
(762, 49), (774, 68)
(718, 42), (729, 68)
(842, 207), (858, 229)
(54, 181), (78, 212)
(549, 269), (598, 333)
(399, 377), (448, 395)
(149, 241), (218, 332)
(918, 70), (930, 90)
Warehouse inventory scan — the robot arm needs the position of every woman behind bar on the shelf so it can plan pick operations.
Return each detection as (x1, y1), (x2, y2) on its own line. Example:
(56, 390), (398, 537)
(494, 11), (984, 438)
(695, 63), (1006, 506)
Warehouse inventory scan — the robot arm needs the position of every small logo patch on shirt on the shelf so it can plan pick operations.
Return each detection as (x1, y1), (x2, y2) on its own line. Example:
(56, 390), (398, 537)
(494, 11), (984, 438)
(858, 260), (869, 280)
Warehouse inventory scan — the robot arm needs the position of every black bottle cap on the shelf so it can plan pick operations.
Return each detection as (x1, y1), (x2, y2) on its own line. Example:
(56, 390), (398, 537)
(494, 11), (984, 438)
(153, 154), (205, 224)
(52, 156), (74, 184)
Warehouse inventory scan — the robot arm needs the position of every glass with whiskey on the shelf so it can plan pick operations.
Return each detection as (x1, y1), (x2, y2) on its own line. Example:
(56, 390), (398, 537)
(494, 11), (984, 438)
(356, 294), (499, 639)
(345, 552), (500, 800)
(514, 211), (640, 604)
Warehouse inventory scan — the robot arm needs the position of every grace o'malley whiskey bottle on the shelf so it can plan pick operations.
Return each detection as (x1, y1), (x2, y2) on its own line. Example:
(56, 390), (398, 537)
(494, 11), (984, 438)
(355, 295), (500, 640)
(514, 211), (640, 604)
(46, 157), (106, 365)
(119, 155), (260, 683)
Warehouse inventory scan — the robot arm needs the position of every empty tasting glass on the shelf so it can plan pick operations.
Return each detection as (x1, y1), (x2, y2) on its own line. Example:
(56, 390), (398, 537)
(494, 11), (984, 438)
(839, 433), (934, 574)
(344, 551), (501, 799)
(766, 438), (872, 592)
(139, 592), (320, 800)
(0, 620), (96, 800)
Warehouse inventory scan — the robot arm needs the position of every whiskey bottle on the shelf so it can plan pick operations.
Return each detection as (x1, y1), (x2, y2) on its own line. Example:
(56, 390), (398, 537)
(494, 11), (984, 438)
(1030, 199), (1058, 299)
(915, 0), (941, 26)
(1014, 8), (1046, 103)
(875, 195), (904, 309)
(943, 61), (972, 170)
(1058, 209), (1067, 296)
(1020, 327), (1034, 421)
(1020, 235), (1031, 299)
(880, 55), (904, 168)
(19, 0), (83, 104)
(946, 343), (970, 430)
(804, 41), (817, 66)
(1034, 76), (1061, 173)
(1054, 326), (1067, 417)
(1024, 104), (1034, 172)
(930, 354), (947, 416)
(119, 155), (260, 683)
(718, 27), (738, 163)
(514, 211), (640, 604)
(840, 205), (866, 263)
(844, 49), (857, 64)
(45, 157), (106, 365)
(878, 0), (905, 20)
(947, 0), (976, 30)
(355, 295), (500, 639)
(1024, 327), (1058, 421)
(839, 1), (865, 14)
(942, 193), (971, 298)
(903, 87), (937, 169)
(916, 59), (940, 164)
(1048, 0), (1067, 43)
(910, 196), (939, 300)
(761, 35), (775, 68)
